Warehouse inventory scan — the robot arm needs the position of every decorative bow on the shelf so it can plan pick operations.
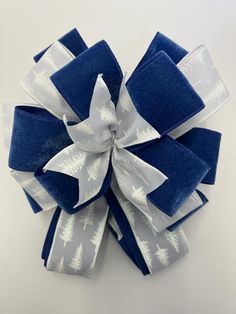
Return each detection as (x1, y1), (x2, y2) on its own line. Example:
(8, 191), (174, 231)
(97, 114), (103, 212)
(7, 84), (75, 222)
(43, 74), (167, 211)
(5, 29), (229, 277)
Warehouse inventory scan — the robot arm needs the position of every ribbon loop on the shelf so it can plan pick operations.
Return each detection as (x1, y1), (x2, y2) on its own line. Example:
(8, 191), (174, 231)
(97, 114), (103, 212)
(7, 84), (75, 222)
(21, 42), (79, 122)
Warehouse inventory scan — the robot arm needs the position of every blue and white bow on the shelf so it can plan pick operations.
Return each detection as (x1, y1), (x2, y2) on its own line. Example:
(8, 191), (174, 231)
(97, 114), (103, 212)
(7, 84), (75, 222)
(4, 31), (230, 277)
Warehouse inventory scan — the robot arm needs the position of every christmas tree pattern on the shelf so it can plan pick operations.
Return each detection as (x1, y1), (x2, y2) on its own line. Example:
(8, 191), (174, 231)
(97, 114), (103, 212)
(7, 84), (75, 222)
(165, 231), (179, 253)
(43, 199), (57, 211)
(109, 216), (123, 241)
(203, 80), (227, 104)
(43, 51), (58, 70)
(155, 243), (169, 266)
(135, 127), (158, 143)
(20, 176), (34, 189)
(91, 219), (106, 248)
(121, 200), (135, 227)
(131, 185), (147, 206)
(69, 243), (83, 272)
(58, 153), (85, 177)
(86, 157), (102, 181)
(31, 186), (48, 200)
(59, 214), (75, 247)
(136, 236), (152, 269)
(79, 203), (95, 231)
(181, 59), (196, 73)
(119, 93), (132, 112)
(32, 70), (60, 99)
(76, 120), (95, 135)
(64, 144), (78, 155)
(84, 187), (101, 202)
(87, 213), (108, 275)
(57, 210), (64, 229)
(96, 105), (116, 123)
(55, 256), (65, 273)
(32, 70), (49, 88)
(21, 77), (33, 94)
(140, 213), (156, 236)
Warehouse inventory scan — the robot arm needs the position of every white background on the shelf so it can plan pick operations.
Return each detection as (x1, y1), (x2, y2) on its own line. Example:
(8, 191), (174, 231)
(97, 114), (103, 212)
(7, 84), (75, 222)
(1, 1), (236, 313)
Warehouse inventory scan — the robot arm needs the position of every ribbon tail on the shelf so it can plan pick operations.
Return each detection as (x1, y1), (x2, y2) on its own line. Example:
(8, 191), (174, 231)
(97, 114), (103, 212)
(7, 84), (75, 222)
(20, 41), (79, 122)
(45, 197), (109, 278)
(110, 183), (189, 274)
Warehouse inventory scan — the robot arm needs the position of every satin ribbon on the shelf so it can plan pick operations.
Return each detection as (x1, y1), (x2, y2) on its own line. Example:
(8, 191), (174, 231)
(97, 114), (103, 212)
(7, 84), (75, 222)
(4, 31), (229, 277)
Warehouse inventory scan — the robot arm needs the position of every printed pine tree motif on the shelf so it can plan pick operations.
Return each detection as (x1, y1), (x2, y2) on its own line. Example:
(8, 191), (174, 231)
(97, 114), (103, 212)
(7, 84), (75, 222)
(155, 243), (169, 266)
(32, 70), (59, 99)
(83, 187), (100, 203)
(195, 49), (206, 66)
(121, 200), (135, 227)
(33, 70), (49, 88)
(57, 210), (64, 229)
(31, 187), (48, 200)
(43, 51), (58, 70)
(86, 157), (102, 181)
(136, 236), (152, 269)
(84, 188), (99, 199)
(43, 199), (57, 211)
(165, 231), (179, 253)
(131, 185), (147, 206)
(96, 105), (116, 123)
(79, 203), (95, 231)
(89, 216), (107, 274)
(59, 214), (75, 247)
(140, 213), (156, 236)
(20, 177), (34, 189)
(59, 153), (85, 176)
(119, 93), (132, 112)
(76, 121), (95, 135)
(64, 144), (78, 155)
(128, 157), (150, 186)
(135, 127), (158, 143)
(22, 77), (33, 94)
(182, 59), (196, 73)
(69, 243), (83, 272)
(109, 216), (123, 241)
(91, 218), (106, 248)
(203, 81), (227, 104)
(55, 256), (65, 273)
(121, 167), (130, 177)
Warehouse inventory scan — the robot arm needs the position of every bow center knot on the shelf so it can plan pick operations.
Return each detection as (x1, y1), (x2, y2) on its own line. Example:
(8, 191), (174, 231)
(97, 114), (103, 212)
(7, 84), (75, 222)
(44, 75), (166, 209)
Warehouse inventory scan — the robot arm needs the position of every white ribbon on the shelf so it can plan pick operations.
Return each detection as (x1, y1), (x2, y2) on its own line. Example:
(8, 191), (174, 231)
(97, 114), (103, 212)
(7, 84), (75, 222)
(170, 44), (230, 138)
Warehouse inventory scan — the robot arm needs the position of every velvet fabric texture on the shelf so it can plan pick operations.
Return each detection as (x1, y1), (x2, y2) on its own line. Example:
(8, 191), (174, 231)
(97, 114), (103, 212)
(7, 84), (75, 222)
(131, 32), (188, 76)
(34, 28), (88, 62)
(136, 136), (210, 216)
(51, 40), (123, 119)
(126, 51), (205, 136)
(177, 128), (222, 184)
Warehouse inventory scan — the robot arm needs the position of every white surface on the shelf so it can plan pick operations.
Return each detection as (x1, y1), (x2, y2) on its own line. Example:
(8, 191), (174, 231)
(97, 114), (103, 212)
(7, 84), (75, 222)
(0, 1), (236, 313)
